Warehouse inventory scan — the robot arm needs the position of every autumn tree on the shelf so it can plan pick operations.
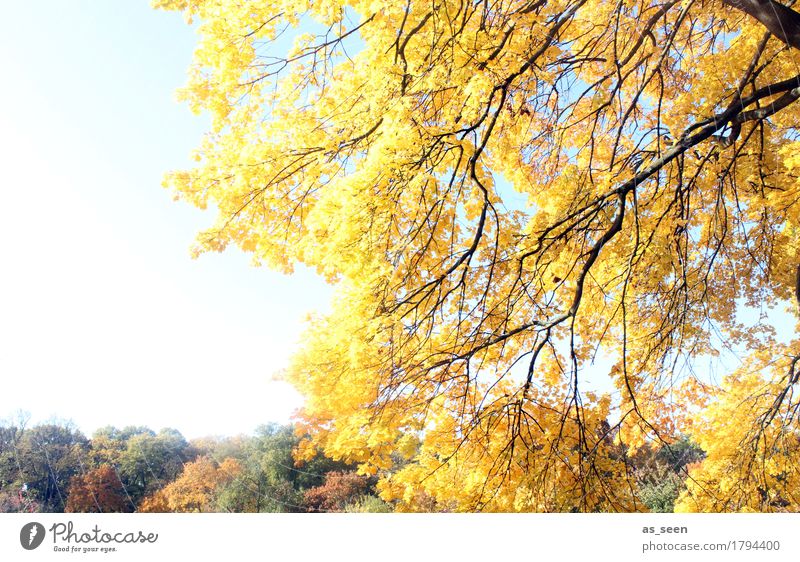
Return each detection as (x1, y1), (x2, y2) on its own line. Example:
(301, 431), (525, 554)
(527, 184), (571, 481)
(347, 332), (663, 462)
(2, 423), (89, 512)
(633, 435), (704, 512)
(3, 422), (372, 514)
(676, 354), (800, 512)
(65, 465), (129, 513)
(190, 427), (306, 512)
(157, 0), (800, 511)
(0, 425), (22, 494)
(303, 471), (370, 512)
(0, 422), (37, 512)
(88, 426), (162, 466)
(114, 427), (192, 505)
(195, 424), (360, 512)
(139, 456), (241, 513)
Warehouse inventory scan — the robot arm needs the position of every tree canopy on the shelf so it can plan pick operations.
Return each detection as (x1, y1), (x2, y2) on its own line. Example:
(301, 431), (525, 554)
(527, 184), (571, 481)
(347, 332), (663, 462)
(0, 420), (384, 513)
(157, 0), (800, 511)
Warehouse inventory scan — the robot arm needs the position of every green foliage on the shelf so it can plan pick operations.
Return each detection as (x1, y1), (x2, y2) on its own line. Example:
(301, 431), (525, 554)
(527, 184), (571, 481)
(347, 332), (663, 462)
(655, 435), (705, 472)
(207, 423), (366, 512)
(344, 495), (393, 513)
(639, 475), (682, 513)
(5, 423), (89, 512)
(2, 417), (703, 513)
(632, 436), (706, 513)
(114, 427), (192, 504)
(0, 420), (390, 513)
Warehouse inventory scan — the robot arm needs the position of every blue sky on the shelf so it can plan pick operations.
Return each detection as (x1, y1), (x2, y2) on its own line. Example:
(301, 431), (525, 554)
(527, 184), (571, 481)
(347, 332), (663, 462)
(0, 1), (331, 438)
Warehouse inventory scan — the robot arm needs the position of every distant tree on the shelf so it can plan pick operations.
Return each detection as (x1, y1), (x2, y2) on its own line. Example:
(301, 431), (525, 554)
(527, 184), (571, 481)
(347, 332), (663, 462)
(139, 456), (241, 513)
(116, 428), (192, 504)
(2, 421), (387, 513)
(304, 471), (369, 512)
(639, 476), (683, 514)
(188, 424), (364, 512)
(0, 490), (41, 513)
(344, 494), (393, 513)
(12, 424), (88, 512)
(204, 424), (314, 512)
(89, 426), (156, 465)
(0, 424), (24, 496)
(0, 423), (40, 512)
(65, 465), (129, 513)
(633, 435), (705, 512)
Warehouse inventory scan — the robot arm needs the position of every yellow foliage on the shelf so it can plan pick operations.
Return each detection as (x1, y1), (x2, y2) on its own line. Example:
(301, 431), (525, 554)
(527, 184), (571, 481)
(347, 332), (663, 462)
(676, 345), (800, 512)
(139, 456), (241, 513)
(156, 0), (800, 511)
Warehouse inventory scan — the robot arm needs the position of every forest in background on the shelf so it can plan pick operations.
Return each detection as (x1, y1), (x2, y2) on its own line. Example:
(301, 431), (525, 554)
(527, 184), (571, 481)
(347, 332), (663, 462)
(0, 418), (701, 513)
(0, 420), (389, 513)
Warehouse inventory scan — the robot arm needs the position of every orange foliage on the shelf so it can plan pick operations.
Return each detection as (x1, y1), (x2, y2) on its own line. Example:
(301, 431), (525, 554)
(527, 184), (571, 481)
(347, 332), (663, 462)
(139, 456), (240, 513)
(303, 471), (368, 512)
(66, 465), (129, 513)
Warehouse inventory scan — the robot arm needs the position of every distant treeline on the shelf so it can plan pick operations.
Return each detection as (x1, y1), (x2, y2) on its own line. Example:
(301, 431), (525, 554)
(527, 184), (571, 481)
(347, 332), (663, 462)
(0, 420), (390, 513)
(0, 419), (703, 513)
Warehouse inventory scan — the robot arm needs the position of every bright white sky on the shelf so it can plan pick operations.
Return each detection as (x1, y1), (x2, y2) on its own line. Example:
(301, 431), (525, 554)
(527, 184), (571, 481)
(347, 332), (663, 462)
(0, 2), (331, 438)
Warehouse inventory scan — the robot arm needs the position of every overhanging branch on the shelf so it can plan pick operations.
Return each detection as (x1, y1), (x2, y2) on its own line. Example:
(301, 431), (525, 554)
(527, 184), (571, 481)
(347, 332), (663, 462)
(722, 0), (800, 51)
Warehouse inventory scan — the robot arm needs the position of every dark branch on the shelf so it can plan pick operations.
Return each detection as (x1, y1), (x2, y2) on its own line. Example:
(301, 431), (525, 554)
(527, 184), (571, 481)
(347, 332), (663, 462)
(722, 0), (800, 51)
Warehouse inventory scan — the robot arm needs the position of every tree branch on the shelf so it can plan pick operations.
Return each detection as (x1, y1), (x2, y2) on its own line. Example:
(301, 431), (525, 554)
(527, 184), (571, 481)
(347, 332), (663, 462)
(722, 0), (800, 51)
